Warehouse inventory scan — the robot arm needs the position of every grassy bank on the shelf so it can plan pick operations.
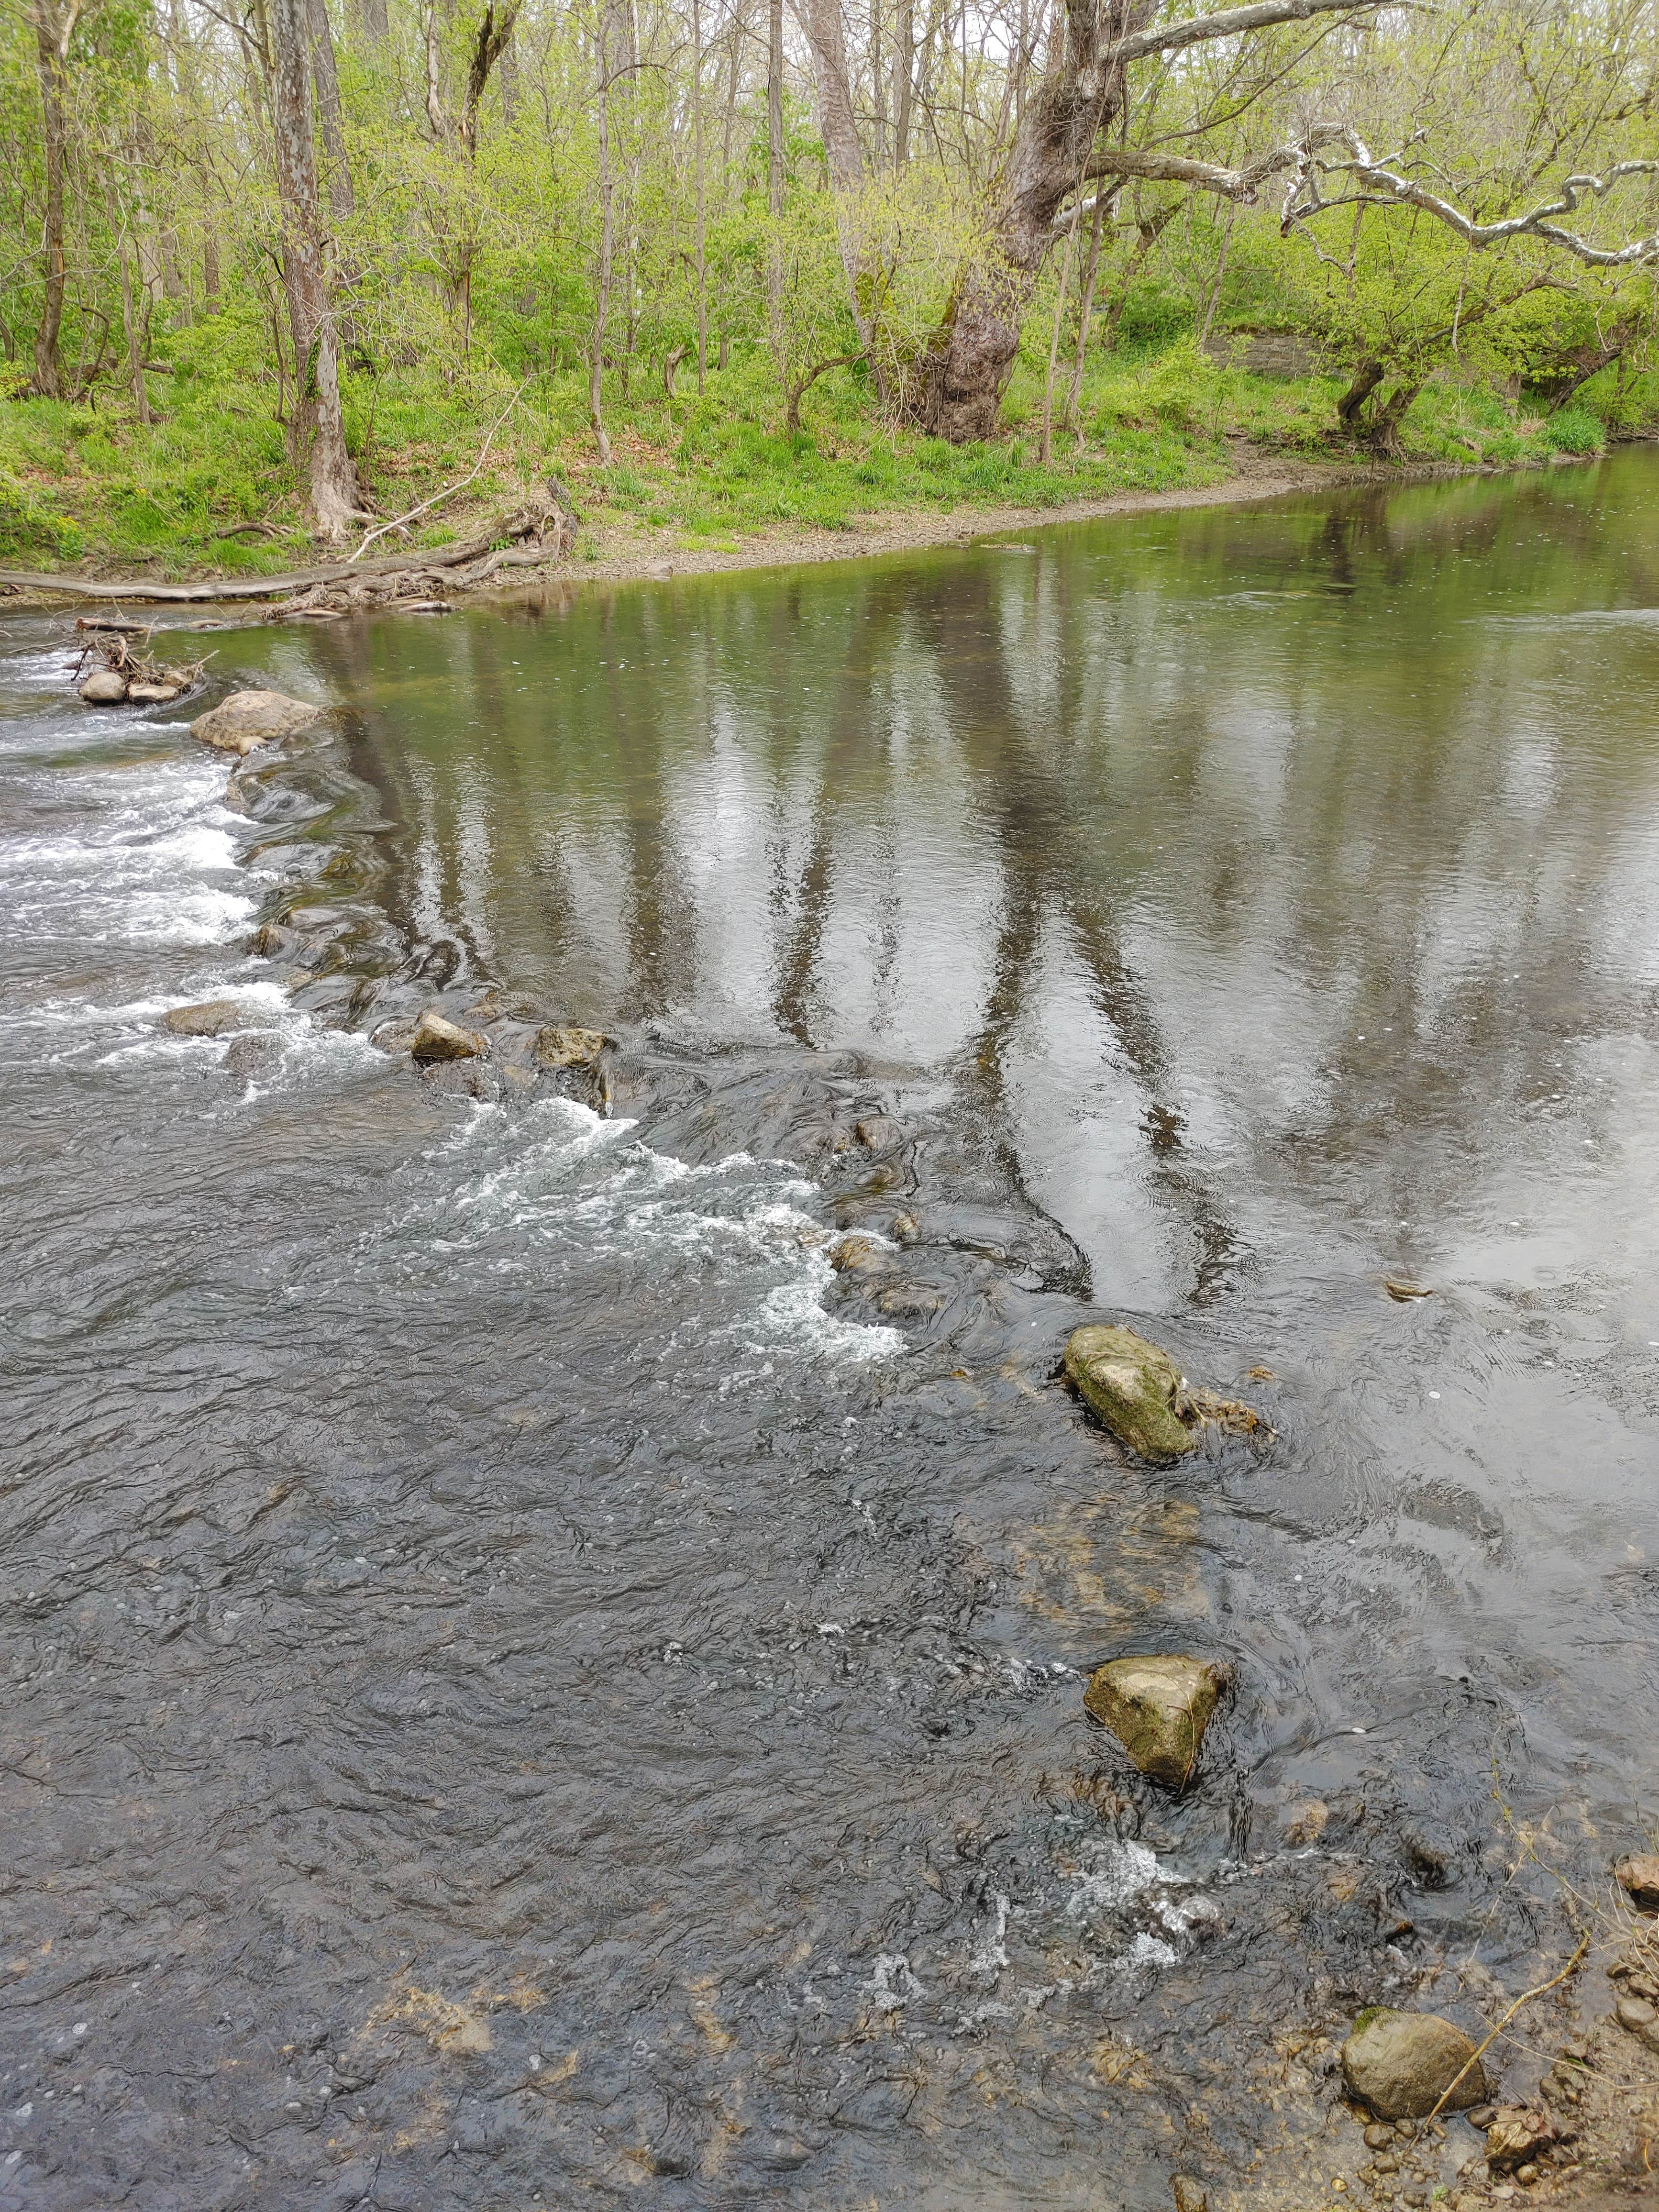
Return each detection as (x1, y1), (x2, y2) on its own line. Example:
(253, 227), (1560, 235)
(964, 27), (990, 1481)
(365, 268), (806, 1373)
(0, 334), (1625, 581)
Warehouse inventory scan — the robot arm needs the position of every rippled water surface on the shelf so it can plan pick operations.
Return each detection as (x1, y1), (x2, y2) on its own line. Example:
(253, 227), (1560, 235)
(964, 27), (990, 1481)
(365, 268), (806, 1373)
(3, 457), (1658, 2211)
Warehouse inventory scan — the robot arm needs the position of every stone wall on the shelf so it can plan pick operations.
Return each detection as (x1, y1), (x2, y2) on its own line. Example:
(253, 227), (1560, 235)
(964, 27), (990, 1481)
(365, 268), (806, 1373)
(1203, 329), (1322, 378)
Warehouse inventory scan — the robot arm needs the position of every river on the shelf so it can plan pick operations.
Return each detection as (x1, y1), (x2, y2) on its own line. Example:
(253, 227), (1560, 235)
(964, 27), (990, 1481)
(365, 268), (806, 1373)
(2, 455), (1656, 2211)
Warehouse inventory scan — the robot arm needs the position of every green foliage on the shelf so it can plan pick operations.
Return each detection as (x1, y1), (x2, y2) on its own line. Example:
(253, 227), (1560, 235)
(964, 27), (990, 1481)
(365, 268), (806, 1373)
(1540, 407), (1604, 455)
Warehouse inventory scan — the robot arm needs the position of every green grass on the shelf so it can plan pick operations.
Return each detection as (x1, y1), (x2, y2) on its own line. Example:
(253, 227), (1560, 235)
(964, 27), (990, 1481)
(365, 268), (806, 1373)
(0, 330), (1634, 576)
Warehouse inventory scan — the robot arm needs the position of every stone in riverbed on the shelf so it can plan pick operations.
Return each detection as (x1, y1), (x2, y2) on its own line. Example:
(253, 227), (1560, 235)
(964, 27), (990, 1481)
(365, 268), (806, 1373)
(126, 679), (184, 704)
(535, 1024), (612, 1070)
(1083, 1656), (1227, 1790)
(80, 669), (128, 704)
(191, 689), (322, 756)
(1063, 1324), (1203, 1461)
(1615, 1854), (1659, 1912)
(410, 1009), (485, 1062)
(1483, 2109), (1560, 2173)
(1340, 2009), (1487, 2119)
(164, 998), (243, 1037)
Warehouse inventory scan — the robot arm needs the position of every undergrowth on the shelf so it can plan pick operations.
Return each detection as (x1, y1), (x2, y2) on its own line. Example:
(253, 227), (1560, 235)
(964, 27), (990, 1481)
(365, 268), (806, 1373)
(0, 329), (1644, 575)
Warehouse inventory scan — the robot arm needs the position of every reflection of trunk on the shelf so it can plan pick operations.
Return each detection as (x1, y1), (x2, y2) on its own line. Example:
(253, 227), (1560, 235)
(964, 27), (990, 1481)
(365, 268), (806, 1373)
(268, 0), (361, 540)
(31, 1), (75, 398)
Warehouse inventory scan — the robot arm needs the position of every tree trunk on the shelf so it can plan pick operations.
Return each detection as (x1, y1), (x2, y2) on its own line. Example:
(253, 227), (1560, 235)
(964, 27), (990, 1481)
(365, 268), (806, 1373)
(304, 0), (355, 222)
(1063, 179), (1107, 430)
(921, 0), (1150, 440)
(354, 0), (388, 40)
(765, 0), (785, 364)
(692, 0), (707, 390)
(31, 2), (74, 399)
(268, 0), (361, 541)
(590, 0), (622, 462)
(892, 0), (912, 167)
(1336, 358), (1384, 427)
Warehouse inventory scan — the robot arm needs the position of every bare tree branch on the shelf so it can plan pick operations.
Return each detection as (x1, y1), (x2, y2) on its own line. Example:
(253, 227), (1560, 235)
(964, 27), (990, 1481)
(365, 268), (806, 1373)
(1283, 127), (1659, 266)
(1115, 0), (1387, 68)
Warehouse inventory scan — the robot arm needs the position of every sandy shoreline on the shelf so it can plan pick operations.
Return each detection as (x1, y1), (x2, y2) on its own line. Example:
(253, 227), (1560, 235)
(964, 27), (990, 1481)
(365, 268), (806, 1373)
(552, 445), (1520, 590)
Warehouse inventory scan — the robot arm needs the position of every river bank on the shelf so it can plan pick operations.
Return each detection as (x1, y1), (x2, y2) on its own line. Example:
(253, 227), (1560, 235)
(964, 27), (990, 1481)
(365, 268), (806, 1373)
(0, 439), (1598, 614)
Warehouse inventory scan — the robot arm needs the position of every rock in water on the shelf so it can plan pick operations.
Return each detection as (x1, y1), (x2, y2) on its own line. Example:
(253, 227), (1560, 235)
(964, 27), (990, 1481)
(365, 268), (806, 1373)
(1063, 1324), (1202, 1460)
(535, 1024), (611, 1070)
(1615, 1854), (1659, 1912)
(410, 1010), (485, 1062)
(126, 679), (184, 704)
(164, 999), (243, 1037)
(1171, 2180), (1208, 2212)
(1083, 1656), (1226, 1789)
(1340, 2010), (1487, 2119)
(1064, 1324), (1264, 1458)
(191, 689), (322, 756)
(80, 669), (129, 704)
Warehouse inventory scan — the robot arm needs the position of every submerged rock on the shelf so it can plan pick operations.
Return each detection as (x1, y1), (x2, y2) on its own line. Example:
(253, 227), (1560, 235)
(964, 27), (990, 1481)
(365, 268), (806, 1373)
(411, 1010), (485, 1063)
(164, 999), (243, 1037)
(1083, 1656), (1227, 1789)
(222, 1031), (283, 1081)
(1615, 1854), (1659, 1912)
(191, 689), (322, 756)
(80, 669), (128, 704)
(1483, 2108), (1560, 2172)
(829, 1234), (891, 1277)
(1170, 2180), (1208, 2212)
(1063, 1323), (1264, 1460)
(535, 1024), (611, 1070)
(1340, 2009), (1487, 2118)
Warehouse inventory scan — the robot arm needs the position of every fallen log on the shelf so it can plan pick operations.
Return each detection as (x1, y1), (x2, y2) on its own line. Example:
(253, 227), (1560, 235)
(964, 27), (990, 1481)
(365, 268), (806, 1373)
(0, 526), (569, 606)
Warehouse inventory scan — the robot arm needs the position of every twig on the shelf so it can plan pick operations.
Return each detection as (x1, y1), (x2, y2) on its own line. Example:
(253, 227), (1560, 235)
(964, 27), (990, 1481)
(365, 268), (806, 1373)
(1427, 1934), (1591, 2122)
(348, 378), (532, 563)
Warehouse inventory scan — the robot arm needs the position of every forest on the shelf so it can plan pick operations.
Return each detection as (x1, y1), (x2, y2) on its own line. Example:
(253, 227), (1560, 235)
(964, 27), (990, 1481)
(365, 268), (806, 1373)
(4, 0), (1659, 568)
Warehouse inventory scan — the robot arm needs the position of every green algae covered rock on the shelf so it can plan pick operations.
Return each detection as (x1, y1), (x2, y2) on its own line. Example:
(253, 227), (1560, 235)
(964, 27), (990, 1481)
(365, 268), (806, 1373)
(1064, 1324), (1202, 1461)
(1083, 1655), (1227, 1790)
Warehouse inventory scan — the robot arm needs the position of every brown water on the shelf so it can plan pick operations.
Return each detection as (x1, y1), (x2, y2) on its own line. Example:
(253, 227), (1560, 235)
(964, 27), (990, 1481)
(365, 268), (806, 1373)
(1, 456), (1656, 2212)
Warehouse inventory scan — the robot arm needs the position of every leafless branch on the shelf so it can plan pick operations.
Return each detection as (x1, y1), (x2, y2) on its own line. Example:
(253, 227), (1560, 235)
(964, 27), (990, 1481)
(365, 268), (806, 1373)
(1283, 127), (1659, 266)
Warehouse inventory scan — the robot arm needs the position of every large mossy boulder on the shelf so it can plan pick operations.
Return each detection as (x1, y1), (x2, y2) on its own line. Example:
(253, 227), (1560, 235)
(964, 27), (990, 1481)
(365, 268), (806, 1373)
(192, 689), (322, 756)
(1340, 2009), (1487, 2119)
(1064, 1324), (1202, 1461)
(1083, 1656), (1227, 1790)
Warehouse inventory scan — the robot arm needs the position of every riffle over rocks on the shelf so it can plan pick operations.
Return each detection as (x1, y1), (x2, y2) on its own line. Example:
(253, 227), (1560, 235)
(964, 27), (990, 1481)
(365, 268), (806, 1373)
(410, 1010), (486, 1062)
(1083, 1656), (1227, 1789)
(192, 689), (322, 756)
(1340, 2008), (1488, 2119)
(1062, 1323), (1261, 1461)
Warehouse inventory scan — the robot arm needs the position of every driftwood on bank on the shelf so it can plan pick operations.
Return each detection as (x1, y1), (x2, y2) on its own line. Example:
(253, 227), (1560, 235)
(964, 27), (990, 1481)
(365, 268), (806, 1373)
(0, 483), (577, 606)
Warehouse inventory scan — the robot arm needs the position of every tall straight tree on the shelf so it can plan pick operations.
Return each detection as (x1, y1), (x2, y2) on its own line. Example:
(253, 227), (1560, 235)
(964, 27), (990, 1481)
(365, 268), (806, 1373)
(28, 0), (83, 398)
(267, 0), (362, 538)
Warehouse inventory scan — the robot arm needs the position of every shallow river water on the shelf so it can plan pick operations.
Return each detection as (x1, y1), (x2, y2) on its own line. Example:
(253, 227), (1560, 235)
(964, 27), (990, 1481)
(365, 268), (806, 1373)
(2, 455), (1657, 2212)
